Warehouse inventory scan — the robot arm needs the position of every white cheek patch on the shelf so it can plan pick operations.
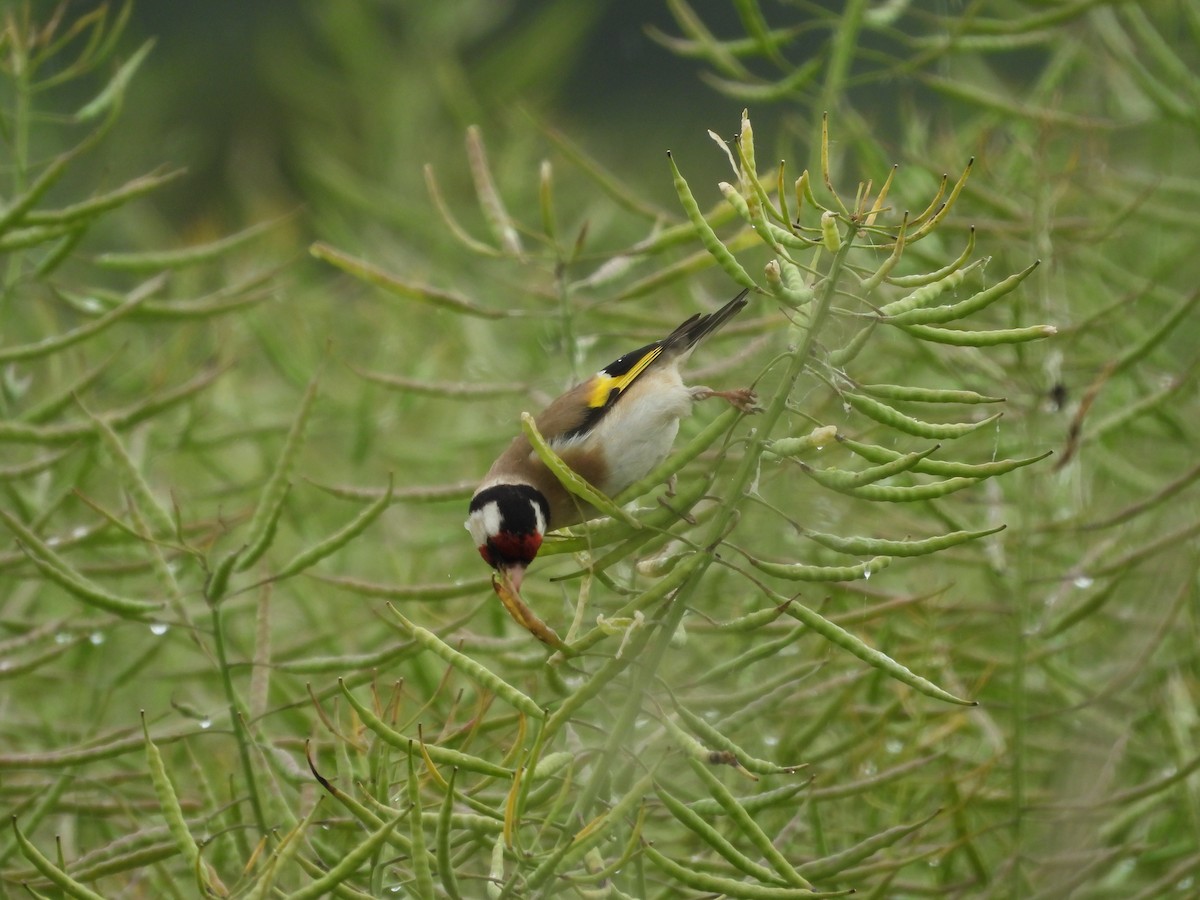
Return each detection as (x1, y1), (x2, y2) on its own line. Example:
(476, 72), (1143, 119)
(531, 500), (546, 536)
(466, 501), (503, 546)
(485, 501), (503, 535)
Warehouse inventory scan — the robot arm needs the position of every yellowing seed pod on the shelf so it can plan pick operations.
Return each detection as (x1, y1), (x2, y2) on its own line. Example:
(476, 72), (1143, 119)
(821, 210), (841, 252)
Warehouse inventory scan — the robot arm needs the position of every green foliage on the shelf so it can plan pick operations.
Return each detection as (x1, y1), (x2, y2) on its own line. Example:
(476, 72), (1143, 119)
(2, 2), (1199, 898)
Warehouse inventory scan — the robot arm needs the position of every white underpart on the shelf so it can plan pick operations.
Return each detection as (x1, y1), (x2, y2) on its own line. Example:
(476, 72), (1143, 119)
(574, 366), (694, 495)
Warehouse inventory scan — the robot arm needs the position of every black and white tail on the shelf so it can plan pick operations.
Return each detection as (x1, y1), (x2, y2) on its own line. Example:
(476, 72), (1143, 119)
(661, 289), (750, 355)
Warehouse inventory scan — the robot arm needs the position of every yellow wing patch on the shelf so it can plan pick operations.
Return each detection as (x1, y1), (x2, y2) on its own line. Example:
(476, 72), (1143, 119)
(585, 346), (663, 408)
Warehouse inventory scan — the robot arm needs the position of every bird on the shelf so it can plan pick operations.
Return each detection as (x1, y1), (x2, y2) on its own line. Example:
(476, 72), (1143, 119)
(467, 289), (756, 591)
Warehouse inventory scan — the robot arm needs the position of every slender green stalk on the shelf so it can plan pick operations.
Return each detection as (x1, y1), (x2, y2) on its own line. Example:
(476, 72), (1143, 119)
(209, 602), (267, 840)
(564, 226), (855, 866)
(3, 33), (32, 301)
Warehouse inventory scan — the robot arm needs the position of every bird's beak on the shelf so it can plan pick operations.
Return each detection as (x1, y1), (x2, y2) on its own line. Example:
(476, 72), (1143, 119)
(500, 564), (527, 593)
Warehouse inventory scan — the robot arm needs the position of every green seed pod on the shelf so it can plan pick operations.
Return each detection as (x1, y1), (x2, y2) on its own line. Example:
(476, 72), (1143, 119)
(887, 260), (1038, 326)
(436, 769), (463, 900)
(862, 164), (898, 227)
(339, 681), (512, 778)
(655, 784), (780, 884)
(486, 833), (505, 899)
(546, 472), (714, 558)
(529, 751), (574, 781)
(765, 258), (785, 292)
(800, 445), (939, 489)
(390, 609), (545, 719)
(96, 217), (283, 271)
(407, 748), (436, 899)
(796, 809), (942, 880)
(858, 383), (1003, 404)
(750, 555), (893, 582)
(766, 425), (840, 458)
(674, 702), (805, 775)
(827, 320), (876, 367)
(466, 125), (524, 257)
(204, 546), (243, 605)
(238, 371), (321, 572)
(840, 476), (980, 501)
(839, 436), (1051, 478)
(908, 157), (973, 240)
(287, 811), (405, 900)
(669, 151), (757, 290)
(1110, 285), (1200, 376)
(0, 731), (154, 769)
(886, 227), (976, 288)
(1087, 374), (1188, 444)
(688, 781), (809, 818)
(845, 391), (1002, 439)
(794, 170), (813, 219)
(878, 264), (974, 318)
(765, 220), (819, 251)
(272, 478), (393, 582)
(0, 508), (160, 619)
(0, 637), (79, 680)
(719, 180), (754, 225)
(309, 572), (493, 602)
(859, 211), (908, 293)
(687, 758), (813, 888)
(748, 197), (792, 259)
(778, 258), (814, 300)
(567, 552), (707, 656)
(901, 323), (1057, 346)
(710, 603), (794, 632)
(643, 845), (830, 898)
(820, 210), (841, 252)
(780, 599), (975, 705)
(0, 288), (151, 364)
(661, 710), (716, 762)
(542, 654), (635, 744)
(313, 242), (507, 318)
(635, 540), (690, 577)
(12, 818), (109, 900)
(143, 720), (201, 872)
(803, 524), (1005, 557)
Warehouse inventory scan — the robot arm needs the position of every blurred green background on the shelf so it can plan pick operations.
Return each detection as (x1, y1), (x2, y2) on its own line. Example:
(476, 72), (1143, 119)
(116, 2), (753, 227)
(2, 1), (1198, 897)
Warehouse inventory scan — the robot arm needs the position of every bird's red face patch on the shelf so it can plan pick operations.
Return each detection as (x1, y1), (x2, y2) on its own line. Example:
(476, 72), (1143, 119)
(479, 530), (543, 569)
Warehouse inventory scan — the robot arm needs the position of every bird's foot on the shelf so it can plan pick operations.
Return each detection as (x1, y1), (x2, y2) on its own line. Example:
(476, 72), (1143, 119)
(692, 386), (760, 413)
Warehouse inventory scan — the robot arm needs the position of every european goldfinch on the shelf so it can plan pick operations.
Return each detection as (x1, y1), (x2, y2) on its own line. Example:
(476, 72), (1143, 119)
(467, 289), (755, 590)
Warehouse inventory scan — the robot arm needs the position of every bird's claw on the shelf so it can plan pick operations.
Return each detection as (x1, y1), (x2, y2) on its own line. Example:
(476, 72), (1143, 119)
(692, 386), (760, 413)
(724, 388), (760, 414)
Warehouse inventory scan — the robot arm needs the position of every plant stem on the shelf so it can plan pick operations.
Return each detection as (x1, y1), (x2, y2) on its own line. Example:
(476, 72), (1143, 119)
(568, 228), (855, 828)
(209, 601), (268, 838)
(626, 227), (854, 710)
(4, 30), (32, 305)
